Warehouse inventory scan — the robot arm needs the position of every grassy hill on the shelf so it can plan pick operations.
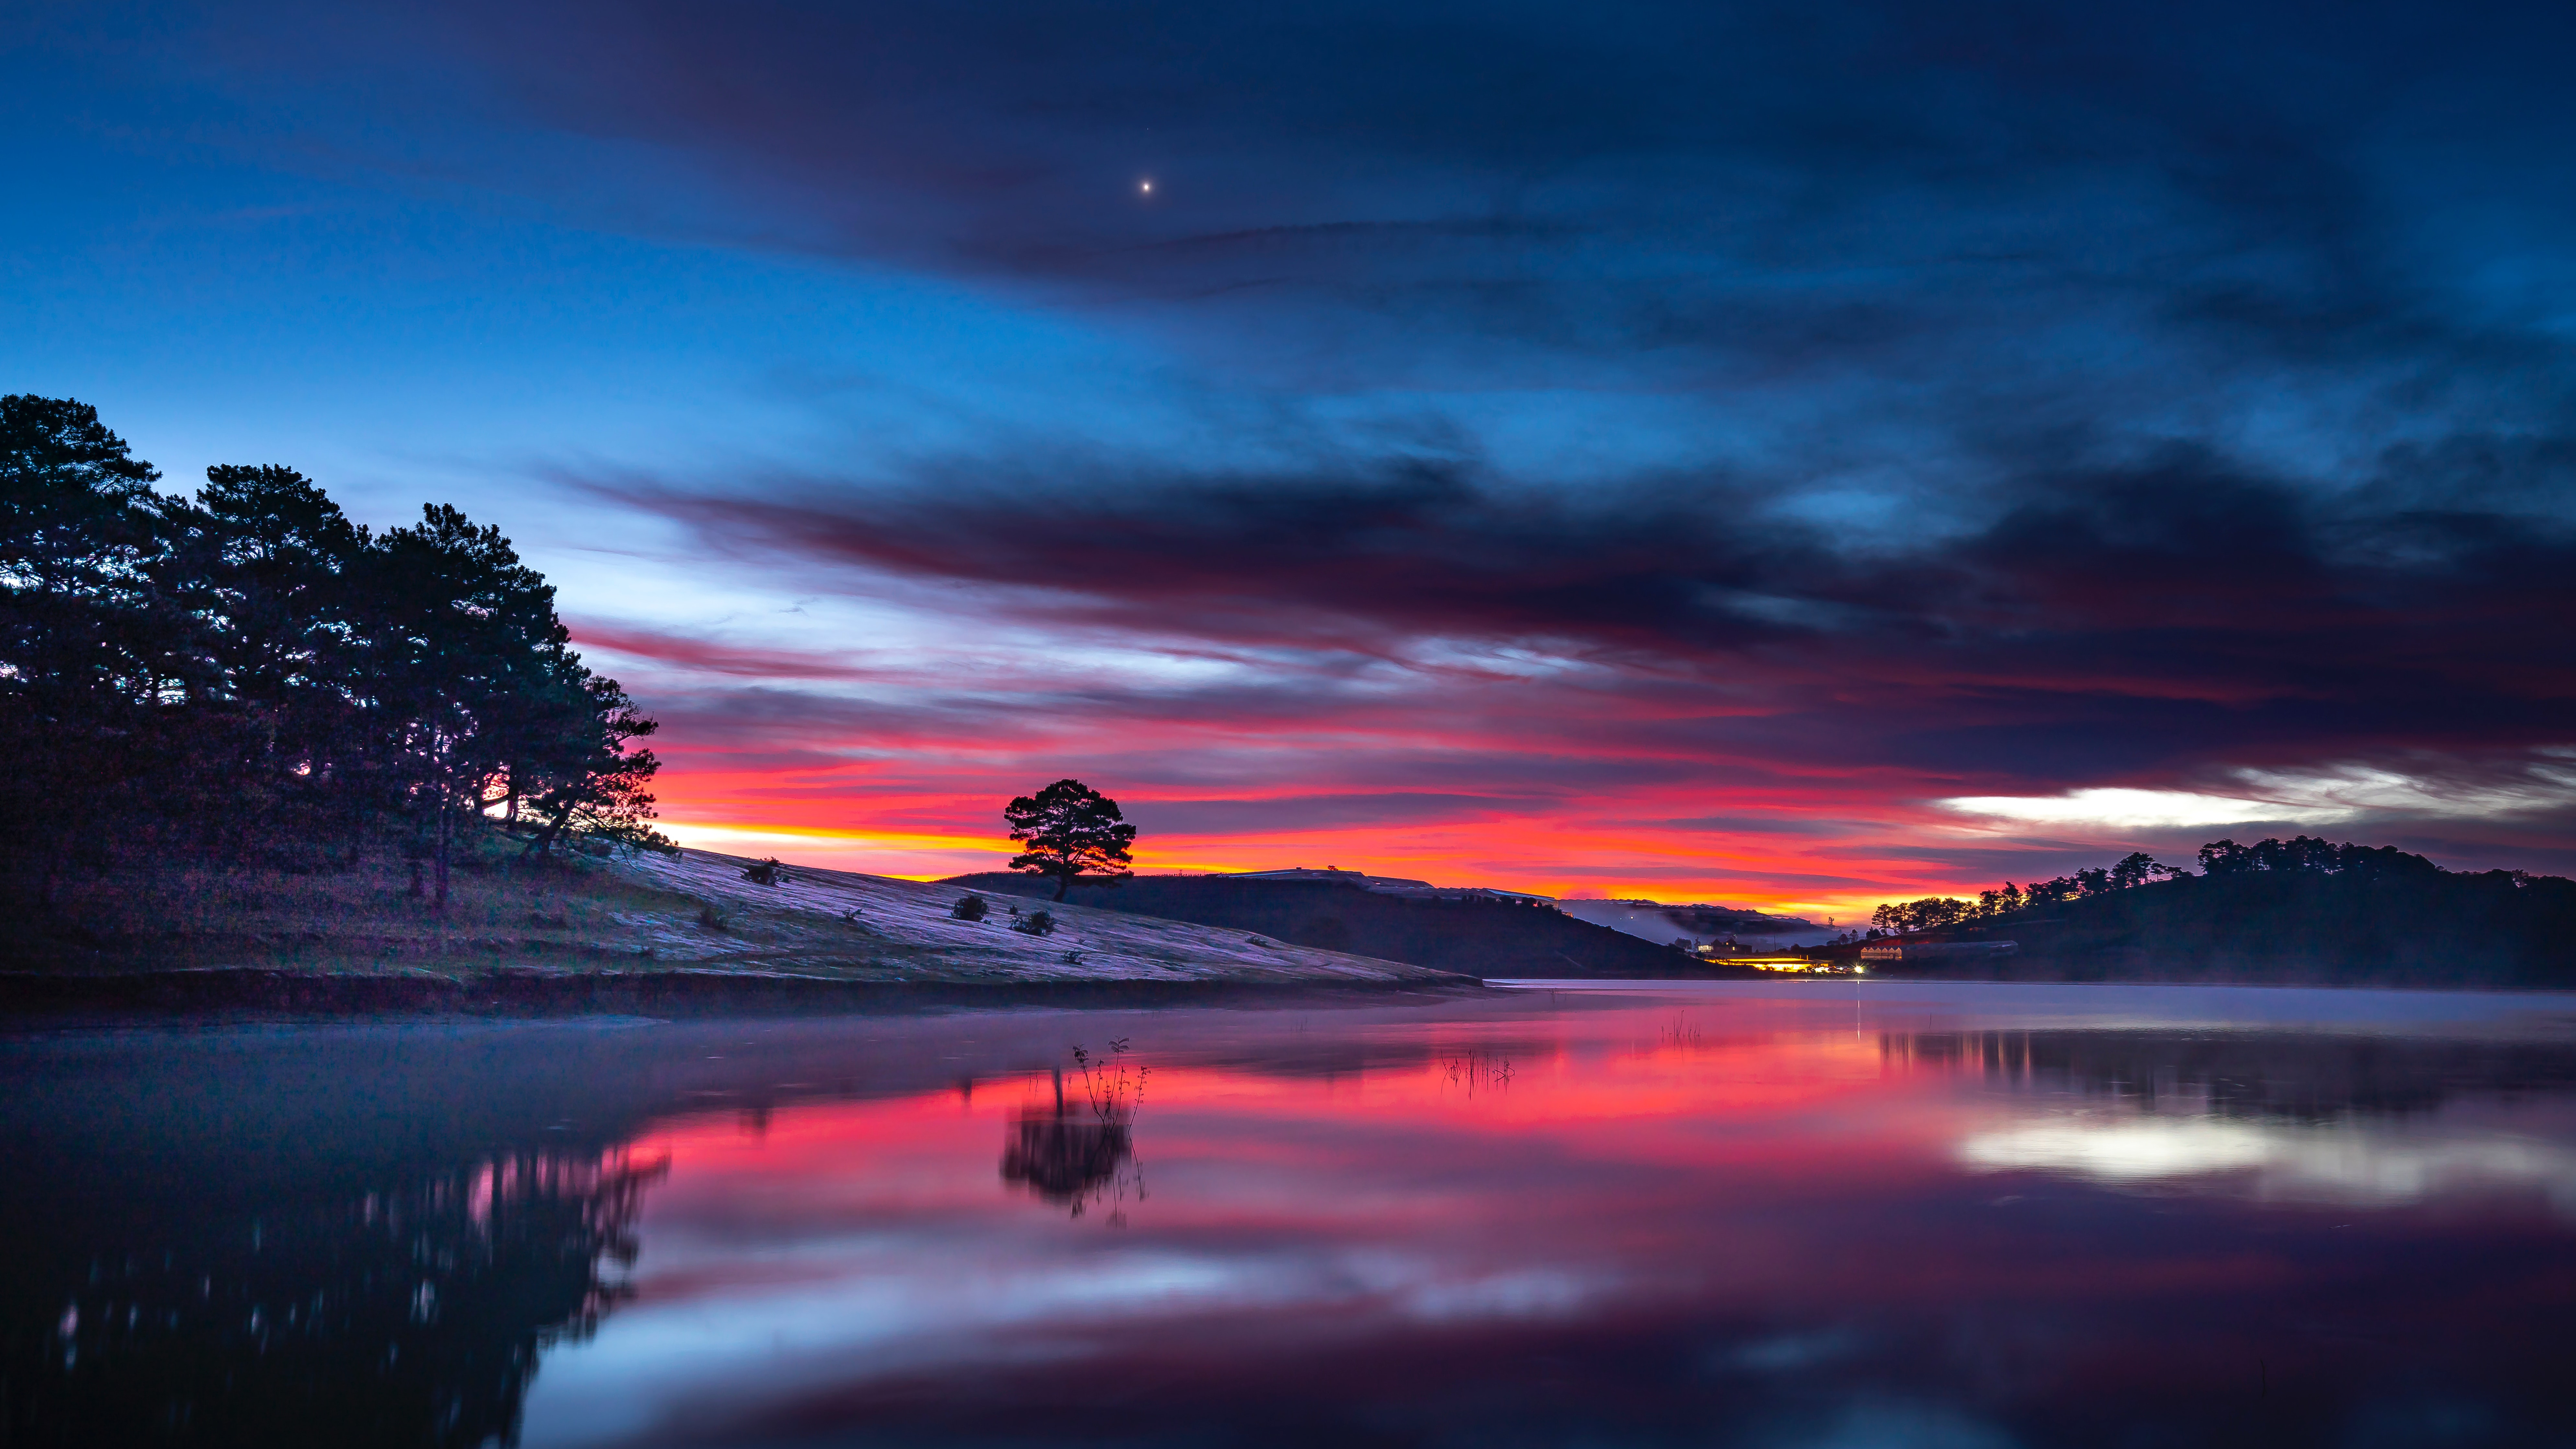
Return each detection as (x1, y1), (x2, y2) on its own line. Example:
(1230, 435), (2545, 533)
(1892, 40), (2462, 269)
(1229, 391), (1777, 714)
(1867, 867), (2576, 986)
(0, 846), (1463, 987)
(943, 873), (1763, 980)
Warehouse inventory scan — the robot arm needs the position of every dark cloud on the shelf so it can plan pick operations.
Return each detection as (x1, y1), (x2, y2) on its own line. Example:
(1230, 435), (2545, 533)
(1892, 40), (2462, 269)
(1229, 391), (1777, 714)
(112, 0), (2576, 402)
(595, 439), (2576, 791)
(31, 0), (2576, 891)
(567, 621), (884, 682)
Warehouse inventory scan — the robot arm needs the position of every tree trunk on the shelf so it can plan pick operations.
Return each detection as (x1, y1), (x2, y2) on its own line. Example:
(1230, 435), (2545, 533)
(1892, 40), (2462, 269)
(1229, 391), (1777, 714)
(1053, 871), (1070, 902)
(521, 797), (575, 858)
(434, 799), (451, 909)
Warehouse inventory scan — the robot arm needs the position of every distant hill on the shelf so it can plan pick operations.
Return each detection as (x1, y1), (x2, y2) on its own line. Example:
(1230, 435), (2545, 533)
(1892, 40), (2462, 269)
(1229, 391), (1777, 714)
(1556, 898), (1833, 948)
(1860, 863), (2576, 986)
(942, 874), (1762, 980)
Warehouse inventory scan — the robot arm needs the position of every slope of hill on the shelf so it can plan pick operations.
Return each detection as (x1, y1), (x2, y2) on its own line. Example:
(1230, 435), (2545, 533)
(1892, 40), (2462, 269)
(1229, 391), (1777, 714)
(3, 849), (1462, 986)
(1873, 867), (2576, 986)
(942, 873), (1762, 979)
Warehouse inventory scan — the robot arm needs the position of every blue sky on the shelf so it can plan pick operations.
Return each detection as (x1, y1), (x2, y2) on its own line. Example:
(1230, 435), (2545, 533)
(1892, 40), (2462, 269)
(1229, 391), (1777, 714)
(11, 0), (2576, 907)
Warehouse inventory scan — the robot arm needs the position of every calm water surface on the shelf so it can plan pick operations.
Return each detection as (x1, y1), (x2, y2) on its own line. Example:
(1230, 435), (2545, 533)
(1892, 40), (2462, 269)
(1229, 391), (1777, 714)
(8, 981), (2576, 1447)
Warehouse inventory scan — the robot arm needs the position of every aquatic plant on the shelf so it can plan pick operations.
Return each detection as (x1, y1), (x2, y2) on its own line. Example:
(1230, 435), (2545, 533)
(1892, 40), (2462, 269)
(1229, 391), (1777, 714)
(1005, 1039), (1152, 1223)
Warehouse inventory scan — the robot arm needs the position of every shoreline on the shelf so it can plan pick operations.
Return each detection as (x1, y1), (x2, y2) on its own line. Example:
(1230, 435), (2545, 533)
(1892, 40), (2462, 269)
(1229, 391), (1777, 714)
(0, 966), (1494, 1022)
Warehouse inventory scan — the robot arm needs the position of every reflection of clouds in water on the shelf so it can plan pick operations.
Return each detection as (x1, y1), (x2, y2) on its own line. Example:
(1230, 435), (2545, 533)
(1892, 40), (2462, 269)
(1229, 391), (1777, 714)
(1781, 1402), (2018, 1449)
(509, 999), (2576, 1446)
(1727, 1326), (1868, 1373)
(524, 1253), (1257, 1447)
(1959, 1114), (2576, 1212)
(1960, 1119), (2272, 1180)
(521, 1246), (1617, 1446)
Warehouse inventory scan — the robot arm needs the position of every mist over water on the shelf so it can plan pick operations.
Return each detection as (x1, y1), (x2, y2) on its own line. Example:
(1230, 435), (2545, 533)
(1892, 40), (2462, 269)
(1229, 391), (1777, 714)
(7, 983), (2576, 1447)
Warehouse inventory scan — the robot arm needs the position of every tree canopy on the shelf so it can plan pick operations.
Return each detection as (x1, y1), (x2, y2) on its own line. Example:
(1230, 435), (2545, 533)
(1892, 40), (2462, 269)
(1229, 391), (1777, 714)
(1003, 779), (1137, 901)
(0, 395), (666, 908)
(1860, 838), (2450, 940)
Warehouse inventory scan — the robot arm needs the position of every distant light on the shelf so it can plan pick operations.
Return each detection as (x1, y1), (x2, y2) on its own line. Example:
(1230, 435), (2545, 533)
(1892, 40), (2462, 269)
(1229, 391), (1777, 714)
(1139, 180), (1153, 194)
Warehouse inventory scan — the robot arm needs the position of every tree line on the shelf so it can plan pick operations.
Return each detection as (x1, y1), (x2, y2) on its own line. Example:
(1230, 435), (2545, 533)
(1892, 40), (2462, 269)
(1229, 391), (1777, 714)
(1863, 835), (2461, 938)
(1, 395), (665, 907)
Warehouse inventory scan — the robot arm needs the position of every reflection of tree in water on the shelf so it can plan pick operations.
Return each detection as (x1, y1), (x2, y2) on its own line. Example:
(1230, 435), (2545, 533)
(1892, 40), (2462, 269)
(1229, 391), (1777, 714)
(3, 1145), (665, 1447)
(1002, 1040), (1148, 1223)
(1885, 1029), (2576, 1121)
(1438, 1050), (1514, 1097)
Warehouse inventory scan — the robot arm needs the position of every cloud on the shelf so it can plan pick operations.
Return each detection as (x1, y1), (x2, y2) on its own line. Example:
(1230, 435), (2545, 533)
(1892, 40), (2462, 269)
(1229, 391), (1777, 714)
(566, 431), (2576, 904)
(36, 0), (2576, 901)
(1944, 763), (2576, 833)
(1938, 789), (2326, 832)
(567, 621), (882, 682)
(126, 0), (2576, 411)
(595, 442), (2576, 783)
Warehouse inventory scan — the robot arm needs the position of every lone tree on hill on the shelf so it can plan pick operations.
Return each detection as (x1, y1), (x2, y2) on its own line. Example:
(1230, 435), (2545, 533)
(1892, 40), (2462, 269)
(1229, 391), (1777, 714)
(1005, 779), (1137, 901)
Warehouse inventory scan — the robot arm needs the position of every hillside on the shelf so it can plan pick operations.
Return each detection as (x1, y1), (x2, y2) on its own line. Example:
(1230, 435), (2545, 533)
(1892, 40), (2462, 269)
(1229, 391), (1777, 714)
(2, 848), (1462, 986)
(943, 873), (1762, 979)
(1866, 866), (2576, 986)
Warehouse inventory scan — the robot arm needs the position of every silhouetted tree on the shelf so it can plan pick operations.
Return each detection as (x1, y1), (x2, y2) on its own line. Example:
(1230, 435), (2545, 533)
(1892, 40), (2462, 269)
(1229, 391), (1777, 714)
(357, 505), (672, 900)
(508, 670), (666, 861)
(0, 396), (668, 908)
(2107, 851), (2174, 890)
(1878, 839), (2461, 938)
(2197, 836), (2440, 879)
(1872, 896), (1971, 935)
(360, 505), (572, 904)
(160, 465), (375, 855)
(0, 396), (191, 899)
(1004, 778), (1137, 901)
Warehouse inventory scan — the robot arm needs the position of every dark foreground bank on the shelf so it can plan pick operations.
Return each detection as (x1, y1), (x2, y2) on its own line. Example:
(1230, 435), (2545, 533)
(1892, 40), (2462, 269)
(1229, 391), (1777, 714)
(0, 967), (1487, 1021)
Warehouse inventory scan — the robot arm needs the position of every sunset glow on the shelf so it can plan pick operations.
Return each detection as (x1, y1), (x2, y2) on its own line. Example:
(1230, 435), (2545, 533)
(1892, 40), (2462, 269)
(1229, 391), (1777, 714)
(13, 2), (2576, 910)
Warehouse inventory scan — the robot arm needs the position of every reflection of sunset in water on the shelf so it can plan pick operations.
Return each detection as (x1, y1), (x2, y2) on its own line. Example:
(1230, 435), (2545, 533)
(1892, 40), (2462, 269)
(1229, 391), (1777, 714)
(8, 986), (2576, 1447)
(506, 989), (2576, 1447)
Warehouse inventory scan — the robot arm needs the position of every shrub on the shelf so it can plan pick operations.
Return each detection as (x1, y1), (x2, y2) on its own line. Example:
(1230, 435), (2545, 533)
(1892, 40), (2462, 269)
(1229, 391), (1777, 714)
(696, 901), (730, 931)
(1014, 909), (1057, 936)
(952, 895), (988, 922)
(741, 857), (782, 885)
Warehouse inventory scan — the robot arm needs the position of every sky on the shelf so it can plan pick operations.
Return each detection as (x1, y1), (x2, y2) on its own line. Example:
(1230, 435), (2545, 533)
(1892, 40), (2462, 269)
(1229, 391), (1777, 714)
(8, 0), (2576, 915)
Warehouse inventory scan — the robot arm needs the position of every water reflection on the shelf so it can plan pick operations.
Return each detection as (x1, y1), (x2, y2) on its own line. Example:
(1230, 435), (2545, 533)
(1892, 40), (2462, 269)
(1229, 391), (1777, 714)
(6, 987), (2576, 1447)
(1000, 1108), (1134, 1209)
(1887, 1026), (2576, 1119)
(1894, 1027), (2576, 1208)
(1436, 1049), (1515, 1096)
(999, 1040), (1150, 1222)
(2, 1144), (661, 1446)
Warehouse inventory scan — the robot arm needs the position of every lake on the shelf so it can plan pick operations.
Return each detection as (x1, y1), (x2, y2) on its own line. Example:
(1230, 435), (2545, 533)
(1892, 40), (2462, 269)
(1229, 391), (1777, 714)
(7, 981), (2576, 1447)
